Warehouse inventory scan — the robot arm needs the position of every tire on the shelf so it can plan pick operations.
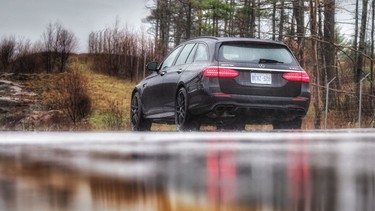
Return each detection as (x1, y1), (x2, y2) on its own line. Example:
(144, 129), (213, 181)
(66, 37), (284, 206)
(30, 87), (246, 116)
(130, 92), (151, 131)
(273, 118), (302, 130)
(175, 88), (200, 131)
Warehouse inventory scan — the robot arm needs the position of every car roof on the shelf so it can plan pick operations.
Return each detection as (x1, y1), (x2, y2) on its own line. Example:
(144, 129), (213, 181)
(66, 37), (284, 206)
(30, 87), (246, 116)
(187, 36), (285, 45)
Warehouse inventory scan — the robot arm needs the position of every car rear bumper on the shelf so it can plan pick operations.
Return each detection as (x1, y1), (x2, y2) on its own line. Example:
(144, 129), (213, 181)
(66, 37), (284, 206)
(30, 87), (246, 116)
(188, 91), (310, 123)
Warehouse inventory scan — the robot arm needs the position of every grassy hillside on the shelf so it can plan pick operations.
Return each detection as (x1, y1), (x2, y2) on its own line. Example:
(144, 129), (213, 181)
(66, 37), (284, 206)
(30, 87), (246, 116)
(75, 62), (136, 130)
(14, 61), (135, 131)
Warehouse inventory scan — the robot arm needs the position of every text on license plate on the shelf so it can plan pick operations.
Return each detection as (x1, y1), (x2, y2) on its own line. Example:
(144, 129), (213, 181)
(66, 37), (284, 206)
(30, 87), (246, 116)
(251, 73), (272, 84)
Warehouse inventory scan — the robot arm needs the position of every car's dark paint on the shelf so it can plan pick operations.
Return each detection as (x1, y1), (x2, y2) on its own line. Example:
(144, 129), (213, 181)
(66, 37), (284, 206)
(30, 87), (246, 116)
(141, 72), (164, 116)
(131, 37), (311, 130)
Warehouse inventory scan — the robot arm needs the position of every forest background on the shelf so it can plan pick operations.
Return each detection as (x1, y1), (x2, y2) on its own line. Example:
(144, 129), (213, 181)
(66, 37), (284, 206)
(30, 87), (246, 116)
(0, 0), (374, 130)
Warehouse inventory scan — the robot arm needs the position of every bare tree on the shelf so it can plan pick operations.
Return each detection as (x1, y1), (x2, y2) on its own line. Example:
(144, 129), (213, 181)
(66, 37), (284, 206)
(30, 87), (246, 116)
(12, 38), (39, 73)
(356, 0), (369, 93)
(56, 28), (78, 72)
(41, 21), (77, 73)
(323, 0), (336, 84)
(371, 0), (374, 93)
(0, 36), (16, 72)
(278, 0), (285, 41)
(42, 23), (55, 73)
(88, 23), (155, 80)
(292, 0), (305, 67)
(353, 0), (360, 89)
(309, 0), (322, 128)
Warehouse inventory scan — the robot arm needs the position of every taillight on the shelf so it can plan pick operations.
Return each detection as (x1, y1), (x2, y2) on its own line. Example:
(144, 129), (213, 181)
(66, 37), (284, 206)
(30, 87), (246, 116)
(282, 72), (310, 83)
(202, 67), (239, 78)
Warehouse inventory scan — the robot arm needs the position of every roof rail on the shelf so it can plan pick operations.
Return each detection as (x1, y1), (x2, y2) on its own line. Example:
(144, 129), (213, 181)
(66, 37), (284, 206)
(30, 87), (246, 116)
(187, 36), (219, 41)
(185, 36), (285, 45)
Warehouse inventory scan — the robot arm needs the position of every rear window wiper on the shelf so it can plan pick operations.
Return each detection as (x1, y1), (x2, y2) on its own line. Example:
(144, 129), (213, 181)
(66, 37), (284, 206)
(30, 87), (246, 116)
(259, 59), (284, 64)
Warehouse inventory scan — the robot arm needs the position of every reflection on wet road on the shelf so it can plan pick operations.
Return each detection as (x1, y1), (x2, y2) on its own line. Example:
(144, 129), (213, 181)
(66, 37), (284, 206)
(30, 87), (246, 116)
(0, 131), (375, 211)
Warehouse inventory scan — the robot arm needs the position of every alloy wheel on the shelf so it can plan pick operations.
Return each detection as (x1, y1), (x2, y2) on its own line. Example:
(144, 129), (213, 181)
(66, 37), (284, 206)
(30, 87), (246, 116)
(176, 90), (186, 126)
(131, 94), (139, 128)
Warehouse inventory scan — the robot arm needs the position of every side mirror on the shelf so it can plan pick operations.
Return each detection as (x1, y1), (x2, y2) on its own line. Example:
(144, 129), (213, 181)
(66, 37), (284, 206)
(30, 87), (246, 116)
(146, 61), (158, 72)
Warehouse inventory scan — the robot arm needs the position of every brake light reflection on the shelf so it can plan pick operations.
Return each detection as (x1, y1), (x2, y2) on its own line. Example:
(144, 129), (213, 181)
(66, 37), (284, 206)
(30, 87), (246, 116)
(206, 140), (237, 204)
(287, 139), (311, 210)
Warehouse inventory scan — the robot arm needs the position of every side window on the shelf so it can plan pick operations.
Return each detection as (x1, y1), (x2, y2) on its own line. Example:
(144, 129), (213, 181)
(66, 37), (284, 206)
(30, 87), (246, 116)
(186, 44), (198, 64)
(194, 44), (209, 62)
(160, 46), (183, 70)
(175, 43), (196, 66)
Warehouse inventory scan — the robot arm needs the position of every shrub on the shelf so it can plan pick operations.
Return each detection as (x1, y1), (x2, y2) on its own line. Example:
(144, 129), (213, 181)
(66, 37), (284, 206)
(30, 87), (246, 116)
(103, 100), (125, 130)
(51, 68), (91, 125)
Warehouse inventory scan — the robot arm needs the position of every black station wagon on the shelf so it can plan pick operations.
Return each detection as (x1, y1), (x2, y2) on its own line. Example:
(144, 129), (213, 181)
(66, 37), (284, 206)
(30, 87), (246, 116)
(131, 37), (310, 131)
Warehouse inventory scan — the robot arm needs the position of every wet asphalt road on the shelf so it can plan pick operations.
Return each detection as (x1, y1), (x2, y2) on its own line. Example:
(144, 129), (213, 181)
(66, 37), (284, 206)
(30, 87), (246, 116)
(0, 130), (374, 211)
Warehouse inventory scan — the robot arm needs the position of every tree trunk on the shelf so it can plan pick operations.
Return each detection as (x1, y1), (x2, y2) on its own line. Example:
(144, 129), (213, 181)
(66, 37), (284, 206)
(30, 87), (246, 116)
(278, 0), (285, 41)
(250, 0), (256, 38)
(293, 0), (305, 67)
(229, 0), (235, 36)
(272, 1), (276, 40)
(257, 0), (261, 38)
(356, 0), (368, 94)
(371, 0), (375, 126)
(323, 0), (336, 85)
(198, 0), (202, 36)
(353, 0), (360, 89)
(316, 0), (327, 128)
(371, 0), (374, 93)
(159, 0), (170, 57)
(186, 1), (192, 39)
(310, 0), (322, 129)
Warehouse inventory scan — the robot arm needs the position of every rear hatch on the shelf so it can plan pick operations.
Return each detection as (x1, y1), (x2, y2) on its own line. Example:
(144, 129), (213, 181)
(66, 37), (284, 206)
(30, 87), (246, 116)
(217, 41), (306, 97)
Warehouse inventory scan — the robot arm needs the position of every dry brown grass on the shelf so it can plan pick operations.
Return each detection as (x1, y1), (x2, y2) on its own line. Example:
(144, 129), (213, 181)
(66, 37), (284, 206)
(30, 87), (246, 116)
(75, 63), (135, 130)
(21, 62), (135, 130)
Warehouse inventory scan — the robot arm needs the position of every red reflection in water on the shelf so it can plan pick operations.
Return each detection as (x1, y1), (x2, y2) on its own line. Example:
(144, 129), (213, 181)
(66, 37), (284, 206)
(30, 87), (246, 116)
(287, 139), (311, 210)
(206, 141), (237, 204)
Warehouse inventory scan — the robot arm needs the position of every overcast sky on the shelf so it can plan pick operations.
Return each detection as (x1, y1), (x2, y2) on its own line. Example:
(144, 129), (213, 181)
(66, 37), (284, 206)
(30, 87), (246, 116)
(0, 0), (357, 53)
(0, 0), (150, 52)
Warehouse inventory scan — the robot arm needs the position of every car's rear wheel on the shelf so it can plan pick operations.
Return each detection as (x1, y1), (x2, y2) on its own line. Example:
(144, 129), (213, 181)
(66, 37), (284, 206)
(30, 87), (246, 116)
(272, 118), (302, 129)
(131, 92), (151, 131)
(175, 88), (200, 131)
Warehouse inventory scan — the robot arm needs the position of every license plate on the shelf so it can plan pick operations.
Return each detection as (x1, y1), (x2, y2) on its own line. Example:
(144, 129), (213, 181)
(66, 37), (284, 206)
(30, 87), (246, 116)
(251, 73), (272, 84)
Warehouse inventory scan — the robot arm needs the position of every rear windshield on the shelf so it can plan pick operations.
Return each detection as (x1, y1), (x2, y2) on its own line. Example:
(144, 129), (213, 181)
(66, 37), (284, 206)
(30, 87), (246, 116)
(219, 42), (296, 64)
